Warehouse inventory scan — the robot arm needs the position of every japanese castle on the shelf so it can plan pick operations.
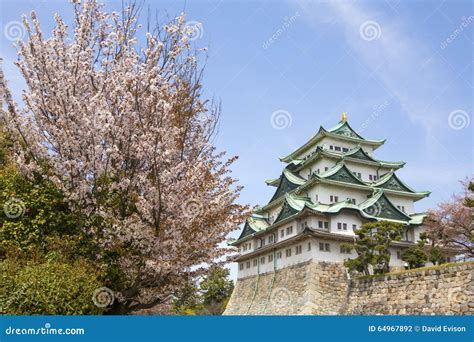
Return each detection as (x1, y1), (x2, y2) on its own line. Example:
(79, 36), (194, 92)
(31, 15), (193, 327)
(231, 113), (430, 279)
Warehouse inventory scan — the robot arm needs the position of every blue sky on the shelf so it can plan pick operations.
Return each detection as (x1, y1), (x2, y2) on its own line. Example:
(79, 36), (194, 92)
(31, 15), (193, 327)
(1, 0), (472, 277)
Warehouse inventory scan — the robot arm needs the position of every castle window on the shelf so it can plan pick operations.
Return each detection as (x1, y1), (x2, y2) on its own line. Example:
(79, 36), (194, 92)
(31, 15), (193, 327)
(318, 221), (323, 228)
(369, 175), (373, 181)
(325, 243), (331, 251)
(330, 145), (334, 150)
(296, 245), (302, 254)
(280, 229), (284, 238)
(286, 226), (293, 235)
(301, 221), (308, 229)
(357, 172), (361, 178)
(260, 256), (265, 264)
(352, 224), (357, 230)
(239, 263), (244, 270)
(261, 239), (266, 247)
(268, 235), (274, 244)
(335, 146), (341, 151)
(396, 251), (402, 259)
(337, 222), (342, 230)
(307, 242), (311, 251)
(253, 259), (258, 267)
(285, 248), (292, 257)
(276, 251), (282, 259)
(342, 147), (349, 152)
(343, 223), (347, 230)
(246, 261), (251, 268)
(324, 221), (329, 229)
(268, 254), (274, 262)
(319, 242), (324, 251)
(325, 167), (329, 171)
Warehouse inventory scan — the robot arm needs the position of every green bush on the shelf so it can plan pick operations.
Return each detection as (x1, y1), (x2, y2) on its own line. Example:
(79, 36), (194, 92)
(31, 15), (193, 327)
(0, 258), (105, 315)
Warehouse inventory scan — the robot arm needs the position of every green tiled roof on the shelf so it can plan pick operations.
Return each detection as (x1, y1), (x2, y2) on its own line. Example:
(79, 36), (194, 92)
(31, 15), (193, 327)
(232, 191), (427, 244)
(234, 215), (269, 242)
(318, 162), (366, 186)
(290, 146), (405, 172)
(373, 171), (430, 196)
(359, 189), (412, 222)
(257, 162), (428, 216)
(280, 121), (385, 163)
(327, 121), (365, 139)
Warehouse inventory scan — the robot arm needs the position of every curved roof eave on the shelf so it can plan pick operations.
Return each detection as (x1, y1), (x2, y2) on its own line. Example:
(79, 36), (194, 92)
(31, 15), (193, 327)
(279, 124), (385, 163)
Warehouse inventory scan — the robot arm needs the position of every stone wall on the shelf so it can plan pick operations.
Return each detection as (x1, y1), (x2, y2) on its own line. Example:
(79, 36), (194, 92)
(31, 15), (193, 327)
(223, 261), (474, 315)
(345, 262), (473, 315)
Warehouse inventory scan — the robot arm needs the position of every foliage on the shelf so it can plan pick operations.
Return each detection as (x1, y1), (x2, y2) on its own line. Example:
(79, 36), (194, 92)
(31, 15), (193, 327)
(343, 221), (403, 275)
(172, 281), (202, 314)
(199, 266), (234, 315)
(0, 257), (103, 315)
(401, 232), (448, 269)
(0, 125), (105, 314)
(401, 246), (427, 269)
(0, 167), (80, 255)
(424, 178), (473, 257)
(173, 266), (234, 315)
(0, 0), (249, 313)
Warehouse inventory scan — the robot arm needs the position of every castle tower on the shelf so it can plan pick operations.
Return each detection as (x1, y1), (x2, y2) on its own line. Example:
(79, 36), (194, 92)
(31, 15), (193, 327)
(230, 114), (430, 279)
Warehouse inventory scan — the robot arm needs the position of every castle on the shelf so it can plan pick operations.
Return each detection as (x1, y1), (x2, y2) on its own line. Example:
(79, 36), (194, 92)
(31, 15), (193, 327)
(230, 113), (431, 279)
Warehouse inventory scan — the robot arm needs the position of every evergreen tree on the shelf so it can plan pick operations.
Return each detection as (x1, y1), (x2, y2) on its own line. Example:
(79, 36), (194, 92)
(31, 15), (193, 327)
(343, 221), (403, 275)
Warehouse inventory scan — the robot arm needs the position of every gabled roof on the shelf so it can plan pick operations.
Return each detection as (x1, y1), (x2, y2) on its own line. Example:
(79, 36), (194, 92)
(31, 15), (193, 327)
(231, 191), (428, 245)
(327, 121), (365, 139)
(268, 170), (305, 201)
(289, 146), (405, 172)
(280, 120), (385, 163)
(359, 189), (412, 222)
(317, 161), (366, 186)
(274, 194), (311, 223)
(373, 171), (430, 196)
(258, 163), (428, 216)
(234, 215), (269, 241)
(343, 145), (376, 162)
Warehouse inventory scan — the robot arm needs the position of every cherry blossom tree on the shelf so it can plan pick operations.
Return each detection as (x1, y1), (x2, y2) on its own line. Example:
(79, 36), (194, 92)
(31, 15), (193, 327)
(424, 178), (473, 258)
(0, 0), (248, 313)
